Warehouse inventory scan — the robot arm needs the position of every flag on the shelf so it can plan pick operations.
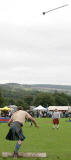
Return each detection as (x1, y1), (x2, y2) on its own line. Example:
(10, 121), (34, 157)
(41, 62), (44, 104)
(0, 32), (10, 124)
(46, 104), (48, 110)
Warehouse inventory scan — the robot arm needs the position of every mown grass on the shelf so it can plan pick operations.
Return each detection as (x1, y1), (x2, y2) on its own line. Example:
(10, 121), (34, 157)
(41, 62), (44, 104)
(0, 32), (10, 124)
(0, 118), (71, 160)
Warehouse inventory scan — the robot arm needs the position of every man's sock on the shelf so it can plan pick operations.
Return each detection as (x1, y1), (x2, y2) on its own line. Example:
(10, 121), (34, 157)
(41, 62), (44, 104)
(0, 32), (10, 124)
(56, 124), (59, 129)
(14, 142), (21, 154)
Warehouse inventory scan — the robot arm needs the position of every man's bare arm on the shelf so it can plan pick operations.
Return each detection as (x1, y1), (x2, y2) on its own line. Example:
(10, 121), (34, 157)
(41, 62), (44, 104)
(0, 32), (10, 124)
(29, 116), (39, 128)
(8, 118), (13, 126)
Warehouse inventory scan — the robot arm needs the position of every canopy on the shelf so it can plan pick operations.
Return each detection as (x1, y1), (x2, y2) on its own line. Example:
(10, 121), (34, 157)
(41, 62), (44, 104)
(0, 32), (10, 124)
(48, 106), (69, 111)
(33, 105), (47, 111)
(1, 106), (11, 111)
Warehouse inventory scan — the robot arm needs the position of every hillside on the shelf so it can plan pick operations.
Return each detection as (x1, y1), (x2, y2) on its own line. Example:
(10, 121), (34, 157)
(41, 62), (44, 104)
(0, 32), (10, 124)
(0, 83), (71, 95)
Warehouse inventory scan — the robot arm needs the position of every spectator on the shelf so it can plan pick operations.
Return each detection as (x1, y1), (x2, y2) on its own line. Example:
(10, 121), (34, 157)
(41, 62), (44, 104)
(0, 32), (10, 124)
(52, 109), (60, 129)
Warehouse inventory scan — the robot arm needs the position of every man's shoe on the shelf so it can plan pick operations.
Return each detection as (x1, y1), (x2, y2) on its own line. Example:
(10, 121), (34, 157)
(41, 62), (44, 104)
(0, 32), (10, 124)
(13, 152), (19, 159)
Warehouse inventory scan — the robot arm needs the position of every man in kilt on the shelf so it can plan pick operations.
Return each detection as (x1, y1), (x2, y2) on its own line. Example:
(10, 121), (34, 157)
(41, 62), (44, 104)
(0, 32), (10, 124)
(52, 109), (60, 129)
(6, 106), (39, 158)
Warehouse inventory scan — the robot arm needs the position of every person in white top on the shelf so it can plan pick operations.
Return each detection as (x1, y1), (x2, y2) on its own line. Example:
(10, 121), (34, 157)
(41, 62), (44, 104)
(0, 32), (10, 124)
(52, 109), (60, 129)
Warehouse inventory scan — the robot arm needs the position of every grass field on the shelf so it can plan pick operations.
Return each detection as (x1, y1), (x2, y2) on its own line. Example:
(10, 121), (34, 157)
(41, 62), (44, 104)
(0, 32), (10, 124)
(0, 118), (71, 160)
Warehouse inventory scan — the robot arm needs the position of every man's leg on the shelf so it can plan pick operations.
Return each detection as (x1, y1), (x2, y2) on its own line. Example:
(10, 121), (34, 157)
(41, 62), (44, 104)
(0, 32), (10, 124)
(14, 140), (22, 157)
(56, 124), (59, 129)
(56, 120), (59, 129)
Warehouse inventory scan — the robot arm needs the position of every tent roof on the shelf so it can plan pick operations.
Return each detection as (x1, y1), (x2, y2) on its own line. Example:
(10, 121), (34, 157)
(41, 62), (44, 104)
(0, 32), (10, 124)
(1, 106), (11, 111)
(33, 105), (47, 111)
(48, 106), (70, 111)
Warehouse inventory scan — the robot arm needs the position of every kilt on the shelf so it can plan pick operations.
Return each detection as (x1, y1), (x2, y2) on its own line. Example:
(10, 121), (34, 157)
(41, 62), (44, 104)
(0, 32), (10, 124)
(6, 121), (26, 141)
(53, 118), (59, 124)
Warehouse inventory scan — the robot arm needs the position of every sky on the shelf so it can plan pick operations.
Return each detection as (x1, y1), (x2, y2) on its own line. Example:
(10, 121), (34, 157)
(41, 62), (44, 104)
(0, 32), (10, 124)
(0, 0), (71, 85)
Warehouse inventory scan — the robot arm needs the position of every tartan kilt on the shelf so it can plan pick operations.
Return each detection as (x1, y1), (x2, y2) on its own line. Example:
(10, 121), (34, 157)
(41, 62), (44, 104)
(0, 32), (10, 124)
(6, 121), (26, 141)
(53, 118), (59, 124)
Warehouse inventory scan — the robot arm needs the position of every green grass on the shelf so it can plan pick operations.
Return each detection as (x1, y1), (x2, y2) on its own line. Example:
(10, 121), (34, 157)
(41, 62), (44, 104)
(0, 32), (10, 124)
(0, 118), (71, 160)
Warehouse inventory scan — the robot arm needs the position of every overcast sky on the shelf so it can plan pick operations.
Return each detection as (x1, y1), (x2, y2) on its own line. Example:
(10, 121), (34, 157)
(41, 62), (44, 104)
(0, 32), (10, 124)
(0, 0), (71, 85)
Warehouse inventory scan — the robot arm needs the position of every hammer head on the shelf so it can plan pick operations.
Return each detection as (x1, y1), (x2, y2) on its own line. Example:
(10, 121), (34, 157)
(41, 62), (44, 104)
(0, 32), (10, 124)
(42, 12), (45, 15)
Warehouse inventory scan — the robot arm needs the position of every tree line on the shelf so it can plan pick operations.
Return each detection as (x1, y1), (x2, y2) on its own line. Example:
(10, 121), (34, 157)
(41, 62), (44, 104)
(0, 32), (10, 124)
(0, 88), (71, 110)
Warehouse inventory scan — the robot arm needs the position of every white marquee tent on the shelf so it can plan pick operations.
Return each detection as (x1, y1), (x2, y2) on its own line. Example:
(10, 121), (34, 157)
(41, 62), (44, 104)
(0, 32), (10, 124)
(48, 106), (71, 111)
(33, 105), (47, 111)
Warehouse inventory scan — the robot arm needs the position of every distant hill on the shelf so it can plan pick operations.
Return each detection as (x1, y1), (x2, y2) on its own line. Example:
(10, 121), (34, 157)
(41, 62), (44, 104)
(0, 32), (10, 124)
(31, 84), (71, 95)
(0, 83), (71, 95)
(32, 84), (71, 90)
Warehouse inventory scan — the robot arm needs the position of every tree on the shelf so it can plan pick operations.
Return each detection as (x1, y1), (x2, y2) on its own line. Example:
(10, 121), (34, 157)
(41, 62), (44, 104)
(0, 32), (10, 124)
(0, 89), (4, 107)
(55, 94), (68, 106)
(33, 93), (55, 107)
(24, 95), (33, 106)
